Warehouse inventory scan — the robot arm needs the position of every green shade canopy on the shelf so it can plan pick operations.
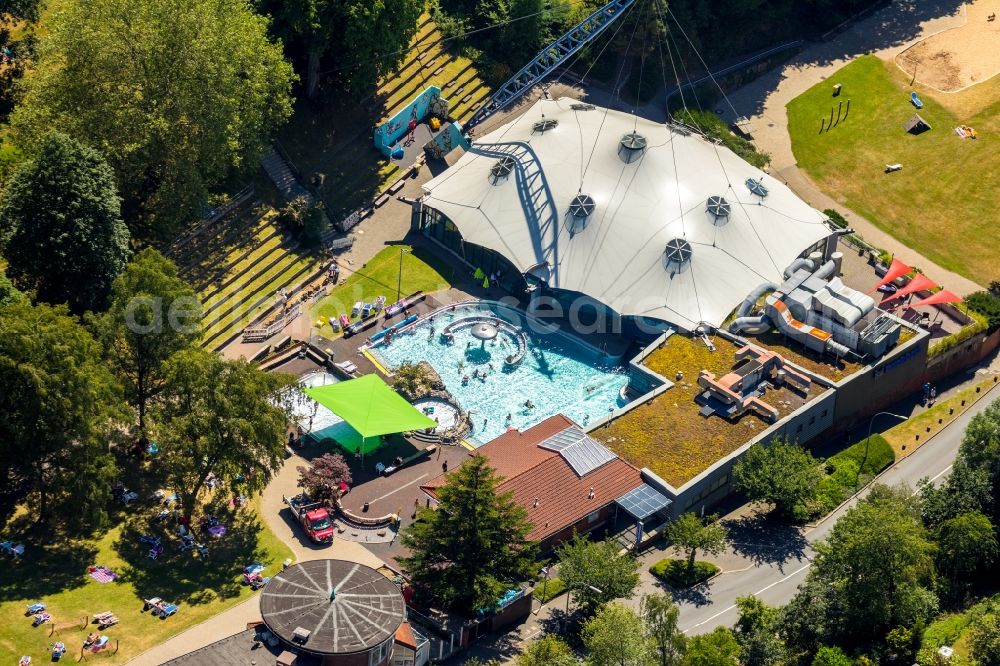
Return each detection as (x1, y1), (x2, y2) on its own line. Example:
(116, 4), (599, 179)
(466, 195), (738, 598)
(304, 374), (436, 439)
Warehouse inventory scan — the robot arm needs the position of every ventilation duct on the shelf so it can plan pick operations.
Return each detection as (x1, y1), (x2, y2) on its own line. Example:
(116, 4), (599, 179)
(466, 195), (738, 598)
(569, 194), (596, 219)
(664, 238), (693, 266)
(706, 196), (731, 219)
(618, 132), (647, 164)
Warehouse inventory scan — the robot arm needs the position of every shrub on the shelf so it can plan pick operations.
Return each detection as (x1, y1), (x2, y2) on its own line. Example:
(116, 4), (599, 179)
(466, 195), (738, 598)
(824, 208), (849, 229)
(279, 195), (327, 248)
(649, 559), (720, 588)
(673, 109), (770, 168)
(533, 577), (566, 603)
(965, 291), (1000, 332)
(816, 435), (895, 514)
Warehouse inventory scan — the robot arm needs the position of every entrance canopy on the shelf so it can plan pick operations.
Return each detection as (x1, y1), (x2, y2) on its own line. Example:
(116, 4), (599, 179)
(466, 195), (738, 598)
(304, 374), (435, 439)
(616, 484), (672, 521)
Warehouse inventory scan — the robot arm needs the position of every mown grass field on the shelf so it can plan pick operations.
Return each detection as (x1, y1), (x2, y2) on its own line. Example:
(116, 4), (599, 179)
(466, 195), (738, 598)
(787, 56), (1000, 285)
(0, 497), (292, 664)
(312, 245), (451, 337)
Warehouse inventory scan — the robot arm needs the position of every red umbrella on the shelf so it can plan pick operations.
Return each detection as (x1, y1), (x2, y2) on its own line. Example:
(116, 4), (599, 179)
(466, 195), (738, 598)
(870, 258), (912, 293)
(907, 289), (962, 309)
(882, 273), (937, 302)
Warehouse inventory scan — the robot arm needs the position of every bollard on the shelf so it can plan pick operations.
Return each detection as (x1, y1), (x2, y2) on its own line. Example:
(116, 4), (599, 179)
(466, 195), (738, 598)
(962, 400), (966, 406)
(915, 434), (920, 441)
(938, 418), (943, 424)
(949, 408), (954, 415)
(926, 426), (931, 432)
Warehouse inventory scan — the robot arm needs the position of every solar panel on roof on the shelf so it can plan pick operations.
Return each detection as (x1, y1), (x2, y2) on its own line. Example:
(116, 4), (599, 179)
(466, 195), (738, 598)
(616, 484), (672, 520)
(538, 425), (617, 477)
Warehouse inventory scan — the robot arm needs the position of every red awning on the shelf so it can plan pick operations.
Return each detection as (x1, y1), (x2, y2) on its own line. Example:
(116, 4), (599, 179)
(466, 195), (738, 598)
(870, 258), (912, 293)
(882, 273), (938, 302)
(907, 289), (962, 309)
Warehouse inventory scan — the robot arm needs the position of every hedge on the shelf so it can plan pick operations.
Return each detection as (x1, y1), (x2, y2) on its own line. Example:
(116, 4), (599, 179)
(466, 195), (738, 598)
(649, 559), (720, 588)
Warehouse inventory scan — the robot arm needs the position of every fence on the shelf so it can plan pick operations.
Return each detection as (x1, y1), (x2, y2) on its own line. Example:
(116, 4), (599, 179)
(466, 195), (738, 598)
(242, 303), (302, 343)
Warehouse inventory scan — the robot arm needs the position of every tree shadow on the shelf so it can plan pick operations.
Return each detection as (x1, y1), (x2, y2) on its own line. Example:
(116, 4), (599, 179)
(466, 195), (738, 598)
(0, 535), (98, 602)
(724, 0), (967, 120)
(112, 504), (270, 608)
(666, 580), (714, 607)
(722, 511), (809, 571)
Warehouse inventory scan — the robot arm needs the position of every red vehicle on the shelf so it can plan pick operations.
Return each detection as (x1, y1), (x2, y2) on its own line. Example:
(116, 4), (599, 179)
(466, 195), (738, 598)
(286, 494), (334, 544)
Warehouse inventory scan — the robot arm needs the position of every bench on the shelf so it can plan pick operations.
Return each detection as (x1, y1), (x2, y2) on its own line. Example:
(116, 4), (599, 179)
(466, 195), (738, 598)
(327, 236), (354, 251)
(388, 180), (405, 195)
(434, 66), (444, 75)
(374, 193), (391, 208)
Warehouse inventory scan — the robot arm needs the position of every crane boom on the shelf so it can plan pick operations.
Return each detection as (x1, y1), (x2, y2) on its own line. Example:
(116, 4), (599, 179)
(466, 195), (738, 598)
(463, 0), (639, 131)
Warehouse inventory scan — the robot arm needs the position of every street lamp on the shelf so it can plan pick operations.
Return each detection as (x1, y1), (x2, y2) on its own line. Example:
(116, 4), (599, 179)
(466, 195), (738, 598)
(566, 584), (603, 614)
(396, 247), (410, 303)
(855, 411), (908, 490)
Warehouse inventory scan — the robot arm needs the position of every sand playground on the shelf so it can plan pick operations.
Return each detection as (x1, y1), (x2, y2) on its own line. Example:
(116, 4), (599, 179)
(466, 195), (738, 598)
(896, 0), (1000, 91)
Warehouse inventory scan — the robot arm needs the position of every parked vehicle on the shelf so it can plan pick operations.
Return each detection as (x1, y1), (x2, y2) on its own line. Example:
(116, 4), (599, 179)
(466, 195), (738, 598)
(286, 494), (335, 544)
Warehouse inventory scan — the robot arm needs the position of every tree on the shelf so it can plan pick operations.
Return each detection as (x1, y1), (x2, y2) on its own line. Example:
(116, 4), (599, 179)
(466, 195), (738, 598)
(505, 0), (544, 64)
(641, 593), (687, 666)
(798, 485), (937, 647)
(297, 453), (353, 502)
(732, 438), (823, 520)
(681, 627), (740, 666)
(811, 646), (852, 666)
(969, 612), (1000, 666)
(399, 455), (537, 615)
(935, 511), (997, 586)
(278, 195), (328, 248)
(0, 132), (129, 313)
(733, 596), (786, 666)
(557, 533), (641, 615)
(0, 301), (123, 529)
(919, 458), (993, 529)
(664, 513), (727, 570)
(583, 603), (653, 666)
(949, 400), (1000, 522)
(96, 248), (202, 439)
(0, 272), (24, 307)
(517, 634), (577, 666)
(157, 348), (295, 519)
(11, 0), (295, 236)
(260, 0), (422, 98)
(392, 361), (435, 400)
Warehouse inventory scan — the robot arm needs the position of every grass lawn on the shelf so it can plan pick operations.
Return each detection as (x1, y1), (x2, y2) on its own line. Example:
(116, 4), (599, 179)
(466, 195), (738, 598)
(0, 497), (293, 664)
(311, 245), (452, 337)
(787, 55), (1000, 285)
(532, 578), (566, 604)
(880, 377), (1000, 458)
(649, 559), (720, 588)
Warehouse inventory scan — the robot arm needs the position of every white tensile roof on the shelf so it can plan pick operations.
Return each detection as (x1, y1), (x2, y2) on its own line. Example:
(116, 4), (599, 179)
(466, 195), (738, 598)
(422, 98), (831, 330)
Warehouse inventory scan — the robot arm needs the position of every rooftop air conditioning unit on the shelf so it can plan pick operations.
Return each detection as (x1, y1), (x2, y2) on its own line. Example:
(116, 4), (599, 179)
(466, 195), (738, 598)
(292, 626), (311, 643)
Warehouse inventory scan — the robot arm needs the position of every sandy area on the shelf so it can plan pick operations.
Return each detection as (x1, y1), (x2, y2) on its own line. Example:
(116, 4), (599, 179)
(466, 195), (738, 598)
(896, 0), (1000, 91)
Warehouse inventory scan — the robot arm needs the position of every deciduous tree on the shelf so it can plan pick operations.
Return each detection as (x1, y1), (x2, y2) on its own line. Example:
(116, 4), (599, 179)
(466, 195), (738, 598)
(642, 593), (687, 666)
(733, 596), (785, 666)
(811, 646), (852, 666)
(797, 485), (937, 647)
(0, 301), (123, 530)
(558, 533), (641, 615)
(733, 438), (823, 520)
(399, 455), (537, 615)
(96, 248), (201, 439)
(664, 513), (727, 570)
(11, 0), (295, 235)
(969, 612), (1000, 666)
(297, 453), (353, 502)
(0, 132), (129, 313)
(583, 603), (653, 666)
(935, 511), (997, 588)
(681, 627), (740, 666)
(157, 348), (295, 519)
(517, 634), (576, 666)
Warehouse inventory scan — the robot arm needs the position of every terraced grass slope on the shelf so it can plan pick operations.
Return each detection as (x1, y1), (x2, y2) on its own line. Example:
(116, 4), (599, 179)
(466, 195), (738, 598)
(277, 14), (490, 222)
(169, 200), (322, 350)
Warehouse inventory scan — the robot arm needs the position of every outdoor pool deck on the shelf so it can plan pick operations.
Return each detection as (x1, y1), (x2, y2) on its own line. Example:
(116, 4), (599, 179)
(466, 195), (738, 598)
(592, 334), (825, 488)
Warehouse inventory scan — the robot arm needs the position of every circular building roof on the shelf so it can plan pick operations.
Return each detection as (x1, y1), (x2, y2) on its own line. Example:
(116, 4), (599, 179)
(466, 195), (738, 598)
(260, 560), (405, 656)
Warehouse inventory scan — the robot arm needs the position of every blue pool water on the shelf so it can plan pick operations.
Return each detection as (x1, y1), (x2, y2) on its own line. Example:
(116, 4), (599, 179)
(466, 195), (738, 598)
(372, 303), (629, 444)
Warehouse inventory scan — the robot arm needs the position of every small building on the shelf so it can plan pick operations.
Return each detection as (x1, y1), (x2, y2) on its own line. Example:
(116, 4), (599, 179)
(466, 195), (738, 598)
(422, 415), (671, 551)
(260, 560), (406, 666)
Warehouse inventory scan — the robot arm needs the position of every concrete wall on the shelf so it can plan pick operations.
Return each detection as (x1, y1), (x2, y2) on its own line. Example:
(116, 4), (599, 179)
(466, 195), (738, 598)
(924, 328), (1000, 385)
(832, 331), (930, 429)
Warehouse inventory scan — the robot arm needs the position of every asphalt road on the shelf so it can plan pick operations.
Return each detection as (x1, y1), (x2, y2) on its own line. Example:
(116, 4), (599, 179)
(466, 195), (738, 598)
(677, 380), (1000, 634)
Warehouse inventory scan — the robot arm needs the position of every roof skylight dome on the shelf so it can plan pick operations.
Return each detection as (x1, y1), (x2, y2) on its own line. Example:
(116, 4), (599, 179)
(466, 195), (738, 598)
(618, 132), (647, 164)
(706, 195), (731, 219)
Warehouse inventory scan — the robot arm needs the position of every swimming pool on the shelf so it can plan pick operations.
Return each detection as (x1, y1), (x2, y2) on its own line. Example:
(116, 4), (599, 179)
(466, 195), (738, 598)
(371, 302), (629, 444)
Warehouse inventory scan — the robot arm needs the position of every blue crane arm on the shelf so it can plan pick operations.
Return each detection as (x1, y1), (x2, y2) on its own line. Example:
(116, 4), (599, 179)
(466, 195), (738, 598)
(463, 0), (638, 131)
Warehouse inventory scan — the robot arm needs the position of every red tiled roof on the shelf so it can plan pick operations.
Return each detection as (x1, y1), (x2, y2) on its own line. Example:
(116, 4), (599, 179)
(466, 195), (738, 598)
(395, 621), (417, 649)
(421, 415), (644, 543)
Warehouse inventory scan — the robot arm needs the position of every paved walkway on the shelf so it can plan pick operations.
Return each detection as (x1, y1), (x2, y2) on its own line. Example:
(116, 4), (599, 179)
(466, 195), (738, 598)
(722, 0), (982, 295)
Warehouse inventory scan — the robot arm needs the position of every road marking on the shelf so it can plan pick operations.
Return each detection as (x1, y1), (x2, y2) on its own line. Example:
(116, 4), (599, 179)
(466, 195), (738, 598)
(681, 561), (812, 633)
(928, 464), (953, 483)
(367, 473), (429, 504)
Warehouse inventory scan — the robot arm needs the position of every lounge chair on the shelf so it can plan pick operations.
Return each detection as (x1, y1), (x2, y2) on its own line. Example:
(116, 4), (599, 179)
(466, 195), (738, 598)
(157, 603), (179, 618)
(335, 360), (357, 374)
(32, 612), (51, 626)
(98, 615), (119, 629)
(90, 636), (110, 652)
(351, 302), (362, 317)
(92, 611), (113, 623)
(19, 657), (30, 666)
(243, 563), (265, 576)
(143, 597), (162, 612)
(362, 303), (374, 317)
(51, 642), (66, 659)
(26, 602), (45, 615)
